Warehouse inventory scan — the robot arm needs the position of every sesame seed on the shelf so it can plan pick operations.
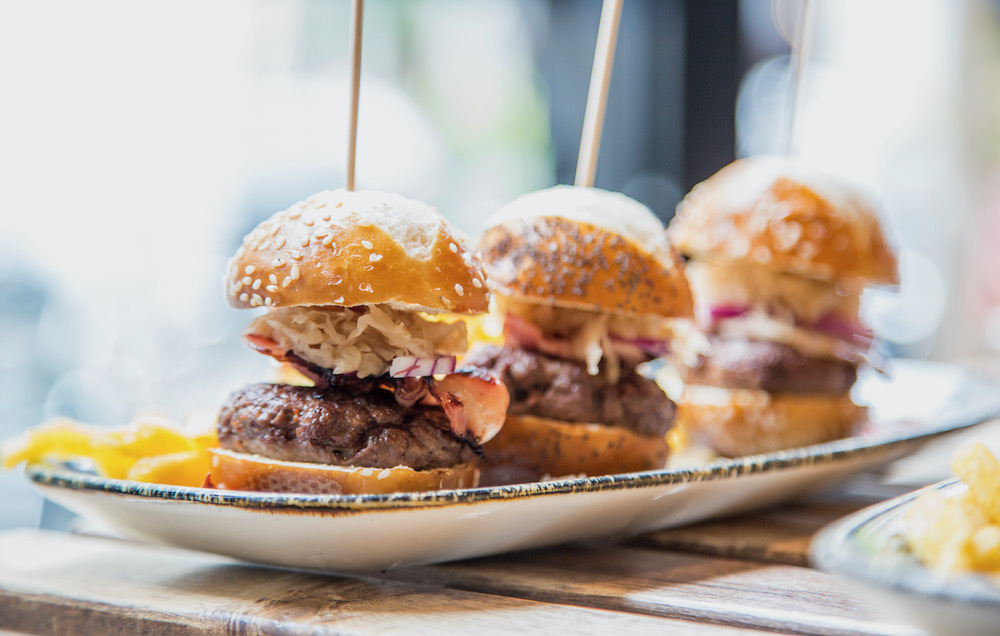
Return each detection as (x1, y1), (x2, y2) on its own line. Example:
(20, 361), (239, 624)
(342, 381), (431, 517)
(266, 285), (278, 292)
(282, 276), (292, 287)
(472, 278), (483, 288)
(272, 257), (285, 268)
(359, 282), (373, 292)
(454, 283), (464, 296)
(269, 274), (277, 284)
(302, 218), (314, 227)
(449, 242), (458, 253)
(274, 237), (286, 249)
(364, 265), (373, 272)
(300, 238), (310, 247)
(252, 279), (261, 290)
(288, 210), (301, 220)
(250, 294), (262, 307)
(291, 251), (303, 260)
(361, 240), (374, 250)
(377, 469), (392, 480)
(242, 276), (252, 286)
(321, 213), (331, 221)
(330, 275), (342, 285)
(333, 295), (345, 303)
(239, 293), (249, 302)
(290, 264), (300, 281)
(269, 224), (280, 236)
(323, 236), (336, 247)
(369, 253), (383, 262)
(244, 266), (255, 275)
(314, 230), (328, 239)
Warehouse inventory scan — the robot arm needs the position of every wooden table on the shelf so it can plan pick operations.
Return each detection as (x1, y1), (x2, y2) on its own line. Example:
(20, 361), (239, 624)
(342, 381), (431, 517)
(0, 476), (929, 636)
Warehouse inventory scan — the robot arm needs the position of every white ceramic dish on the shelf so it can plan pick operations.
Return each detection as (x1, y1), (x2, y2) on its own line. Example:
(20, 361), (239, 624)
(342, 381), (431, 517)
(26, 360), (1000, 573)
(811, 479), (1000, 636)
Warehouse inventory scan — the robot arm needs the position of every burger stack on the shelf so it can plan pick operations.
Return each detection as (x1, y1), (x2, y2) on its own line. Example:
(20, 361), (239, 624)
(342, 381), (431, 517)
(467, 185), (694, 483)
(666, 156), (898, 456)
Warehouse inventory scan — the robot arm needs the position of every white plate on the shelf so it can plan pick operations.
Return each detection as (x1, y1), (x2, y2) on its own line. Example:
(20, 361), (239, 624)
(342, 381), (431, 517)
(811, 480), (1000, 636)
(27, 360), (1000, 572)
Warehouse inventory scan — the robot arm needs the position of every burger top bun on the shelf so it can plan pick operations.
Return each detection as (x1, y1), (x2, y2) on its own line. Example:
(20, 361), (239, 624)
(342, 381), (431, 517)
(479, 185), (693, 318)
(670, 156), (898, 286)
(225, 189), (489, 314)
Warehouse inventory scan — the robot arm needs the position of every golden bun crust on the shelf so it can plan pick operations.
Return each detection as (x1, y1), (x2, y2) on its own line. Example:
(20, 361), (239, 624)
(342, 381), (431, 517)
(677, 387), (865, 457)
(670, 156), (898, 286)
(225, 189), (489, 314)
(480, 414), (669, 485)
(209, 448), (479, 494)
(479, 216), (693, 318)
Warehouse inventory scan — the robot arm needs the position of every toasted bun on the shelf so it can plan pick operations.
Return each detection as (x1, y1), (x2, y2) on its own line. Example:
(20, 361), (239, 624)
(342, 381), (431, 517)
(670, 156), (898, 286)
(225, 189), (489, 314)
(479, 186), (693, 318)
(479, 414), (669, 485)
(209, 448), (479, 494)
(677, 385), (865, 457)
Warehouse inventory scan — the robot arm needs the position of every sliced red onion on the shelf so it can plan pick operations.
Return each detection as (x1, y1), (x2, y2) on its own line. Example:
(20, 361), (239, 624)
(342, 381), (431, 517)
(608, 335), (670, 358)
(811, 314), (874, 347)
(709, 305), (751, 320)
(390, 356), (457, 378)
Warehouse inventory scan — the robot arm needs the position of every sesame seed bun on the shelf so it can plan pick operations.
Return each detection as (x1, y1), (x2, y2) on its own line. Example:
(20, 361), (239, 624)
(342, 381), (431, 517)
(225, 189), (489, 314)
(669, 156), (898, 286)
(478, 186), (693, 318)
(677, 385), (865, 457)
(209, 448), (479, 494)
(479, 414), (669, 485)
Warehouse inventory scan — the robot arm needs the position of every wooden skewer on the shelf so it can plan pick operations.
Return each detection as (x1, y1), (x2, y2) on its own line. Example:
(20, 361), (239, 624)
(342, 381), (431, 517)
(346, 0), (364, 191)
(575, 0), (624, 188)
(785, 0), (814, 156)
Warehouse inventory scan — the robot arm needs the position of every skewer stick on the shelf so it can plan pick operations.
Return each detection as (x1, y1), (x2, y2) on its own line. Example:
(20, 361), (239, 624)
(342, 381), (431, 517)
(785, 0), (815, 156)
(575, 0), (624, 188)
(346, 0), (364, 191)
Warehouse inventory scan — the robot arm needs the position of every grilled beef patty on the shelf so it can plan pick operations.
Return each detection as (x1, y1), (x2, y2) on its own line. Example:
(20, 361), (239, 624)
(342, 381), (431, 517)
(217, 383), (477, 470)
(463, 345), (675, 437)
(678, 337), (857, 394)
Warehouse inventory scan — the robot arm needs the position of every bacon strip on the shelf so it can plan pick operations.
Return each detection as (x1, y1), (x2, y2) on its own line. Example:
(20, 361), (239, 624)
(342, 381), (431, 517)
(426, 371), (509, 444)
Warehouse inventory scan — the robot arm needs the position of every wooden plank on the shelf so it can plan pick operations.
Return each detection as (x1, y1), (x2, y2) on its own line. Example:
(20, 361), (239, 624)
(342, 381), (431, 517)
(383, 544), (926, 636)
(0, 530), (770, 636)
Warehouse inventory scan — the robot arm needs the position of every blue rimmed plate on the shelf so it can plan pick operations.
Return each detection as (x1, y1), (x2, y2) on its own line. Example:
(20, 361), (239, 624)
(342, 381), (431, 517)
(811, 480), (1000, 636)
(25, 359), (1000, 572)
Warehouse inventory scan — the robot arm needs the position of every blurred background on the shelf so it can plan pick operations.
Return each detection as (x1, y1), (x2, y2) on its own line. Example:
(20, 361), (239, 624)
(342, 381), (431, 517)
(2, 0), (1000, 529)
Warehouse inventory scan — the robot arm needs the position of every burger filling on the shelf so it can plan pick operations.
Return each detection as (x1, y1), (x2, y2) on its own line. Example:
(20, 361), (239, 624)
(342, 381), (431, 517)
(464, 344), (675, 437)
(217, 383), (478, 470)
(498, 297), (674, 382)
(246, 305), (468, 379)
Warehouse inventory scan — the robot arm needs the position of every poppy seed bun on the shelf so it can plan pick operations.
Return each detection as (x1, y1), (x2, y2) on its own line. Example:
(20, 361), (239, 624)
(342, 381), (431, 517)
(479, 186), (693, 318)
(670, 156), (898, 286)
(225, 189), (489, 314)
(480, 414), (669, 484)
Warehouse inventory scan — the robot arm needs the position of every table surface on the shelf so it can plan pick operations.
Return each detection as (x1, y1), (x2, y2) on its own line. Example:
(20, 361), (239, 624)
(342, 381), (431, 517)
(0, 473), (934, 636)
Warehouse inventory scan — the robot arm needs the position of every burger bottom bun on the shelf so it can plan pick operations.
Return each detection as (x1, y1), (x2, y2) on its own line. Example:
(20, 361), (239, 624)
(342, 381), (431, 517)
(480, 414), (670, 486)
(678, 385), (865, 457)
(209, 448), (479, 494)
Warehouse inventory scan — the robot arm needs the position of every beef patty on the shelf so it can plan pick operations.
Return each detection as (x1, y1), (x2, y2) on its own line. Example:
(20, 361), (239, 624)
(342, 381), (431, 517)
(217, 383), (478, 470)
(463, 345), (675, 437)
(678, 337), (857, 394)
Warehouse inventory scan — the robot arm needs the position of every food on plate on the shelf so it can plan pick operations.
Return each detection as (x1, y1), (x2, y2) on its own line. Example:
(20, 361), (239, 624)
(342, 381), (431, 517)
(1, 415), (217, 487)
(905, 443), (1000, 574)
(666, 156), (898, 456)
(468, 185), (694, 484)
(213, 188), (509, 494)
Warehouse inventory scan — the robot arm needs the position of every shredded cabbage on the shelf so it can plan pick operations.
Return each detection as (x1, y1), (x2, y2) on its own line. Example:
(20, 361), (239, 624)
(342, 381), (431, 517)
(247, 305), (468, 378)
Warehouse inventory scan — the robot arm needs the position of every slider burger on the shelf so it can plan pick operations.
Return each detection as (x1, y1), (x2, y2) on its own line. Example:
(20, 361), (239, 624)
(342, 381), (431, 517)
(466, 186), (694, 484)
(210, 189), (509, 494)
(667, 156), (898, 456)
